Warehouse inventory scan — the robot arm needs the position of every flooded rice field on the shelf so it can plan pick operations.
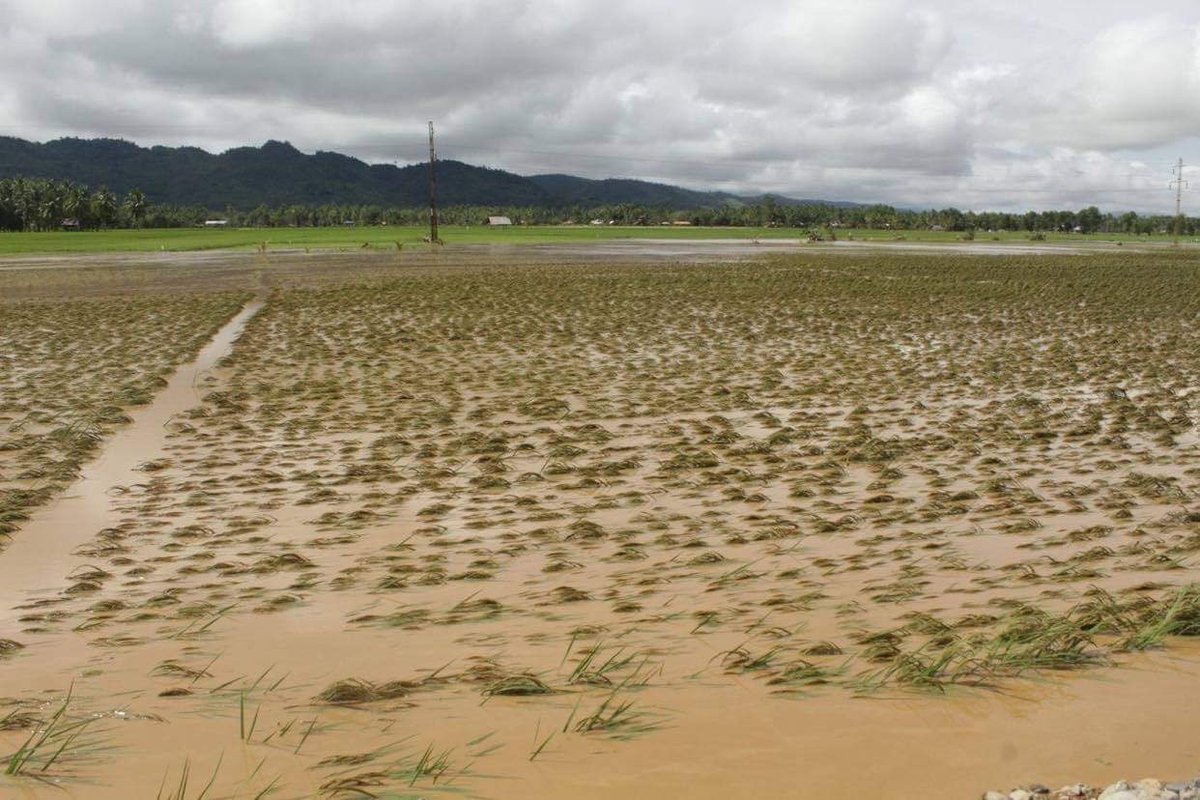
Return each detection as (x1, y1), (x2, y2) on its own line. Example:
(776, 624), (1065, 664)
(1, 246), (1198, 799)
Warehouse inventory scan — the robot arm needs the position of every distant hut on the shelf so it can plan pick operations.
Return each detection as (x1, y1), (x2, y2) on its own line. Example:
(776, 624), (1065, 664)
(487, 216), (513, 226)
(204, 219), (229, 227)
(61, 218), (81, 231)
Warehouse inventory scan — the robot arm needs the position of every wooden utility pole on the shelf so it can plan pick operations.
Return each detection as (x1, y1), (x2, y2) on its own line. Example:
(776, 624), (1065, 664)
(427, 121), (440, 245)
(1170, 157), (1186, 247)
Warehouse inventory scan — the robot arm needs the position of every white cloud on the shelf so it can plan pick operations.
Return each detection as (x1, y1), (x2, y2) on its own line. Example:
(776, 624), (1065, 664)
(210, 0), (307, 48)
(741, 1), (950, 91)
(1, 0), (143, 38)
(1075, 18), (1200, 143)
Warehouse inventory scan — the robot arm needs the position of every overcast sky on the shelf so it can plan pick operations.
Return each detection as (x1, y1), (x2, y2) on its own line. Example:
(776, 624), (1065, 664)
(3, 0), (1199, 212)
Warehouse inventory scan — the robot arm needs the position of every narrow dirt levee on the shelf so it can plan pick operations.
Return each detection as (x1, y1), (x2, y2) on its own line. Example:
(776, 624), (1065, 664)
(0, 299), (263, 620)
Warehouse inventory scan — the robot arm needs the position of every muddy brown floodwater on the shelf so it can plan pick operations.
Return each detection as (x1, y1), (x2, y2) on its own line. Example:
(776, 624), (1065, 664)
(1, 247), (1198, 800)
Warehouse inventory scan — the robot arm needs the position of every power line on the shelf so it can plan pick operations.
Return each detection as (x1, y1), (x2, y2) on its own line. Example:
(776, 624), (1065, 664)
(1170, 157), (1188, 246)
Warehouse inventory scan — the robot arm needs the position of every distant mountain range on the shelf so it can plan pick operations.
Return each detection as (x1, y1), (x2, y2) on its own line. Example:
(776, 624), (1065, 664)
(0, 136), (860, 210)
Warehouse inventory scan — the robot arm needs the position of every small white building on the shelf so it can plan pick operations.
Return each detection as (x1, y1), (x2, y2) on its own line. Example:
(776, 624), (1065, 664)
(487, 216), (513, 226)
(204, 219), (229, 227)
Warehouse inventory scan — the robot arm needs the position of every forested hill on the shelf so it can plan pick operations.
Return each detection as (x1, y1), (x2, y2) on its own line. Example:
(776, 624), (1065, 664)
(527, 174), (857, 210)
(0, 138), (549, 208)
(0, 136), (840, 210)
(527, 174), (737, 209)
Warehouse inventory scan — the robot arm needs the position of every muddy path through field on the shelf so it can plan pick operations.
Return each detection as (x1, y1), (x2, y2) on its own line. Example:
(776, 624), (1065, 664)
(0, 298), (264, 620)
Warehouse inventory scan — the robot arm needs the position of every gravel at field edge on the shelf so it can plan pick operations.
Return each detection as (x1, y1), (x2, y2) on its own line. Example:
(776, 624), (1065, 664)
(984, 778), (1200, 800)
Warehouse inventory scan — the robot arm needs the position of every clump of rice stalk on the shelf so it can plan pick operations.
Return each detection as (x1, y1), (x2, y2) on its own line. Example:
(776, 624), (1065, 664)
(315, 678), (416, 706)
(481, 674), (555, 697)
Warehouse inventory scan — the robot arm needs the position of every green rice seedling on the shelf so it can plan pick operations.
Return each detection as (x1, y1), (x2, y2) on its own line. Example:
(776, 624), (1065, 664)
(850, 641), (976, 694)
(1071, 587), (1137, 634)
(1117, 586), (1200, 649)
(565, 642), (644, 687)
(172, 602), (238, 639)
(155, 753), (223, 800)
(1158, 585), (1200, 635)
(151, 657), (217, 682)
(4, 685), (102, 777)
(529, 729), (555, 761)
(981, 610), (1106, 674)
(405, 744), (455, 786)
(766, 658), (846, 691)
(572, 689), (663, 740)
(718, 644), (785, 673)
(239, 693), (262, 741)
(293, 717), (320, 755)
(318, 735), (490, 797)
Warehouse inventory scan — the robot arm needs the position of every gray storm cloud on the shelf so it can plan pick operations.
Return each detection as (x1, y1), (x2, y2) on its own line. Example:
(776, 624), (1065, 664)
(1, 0), (1198, 211)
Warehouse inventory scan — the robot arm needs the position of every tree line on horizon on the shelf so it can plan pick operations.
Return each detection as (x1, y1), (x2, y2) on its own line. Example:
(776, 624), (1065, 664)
(1, 175), (1196, 236)
(0, 177), (146, 231)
